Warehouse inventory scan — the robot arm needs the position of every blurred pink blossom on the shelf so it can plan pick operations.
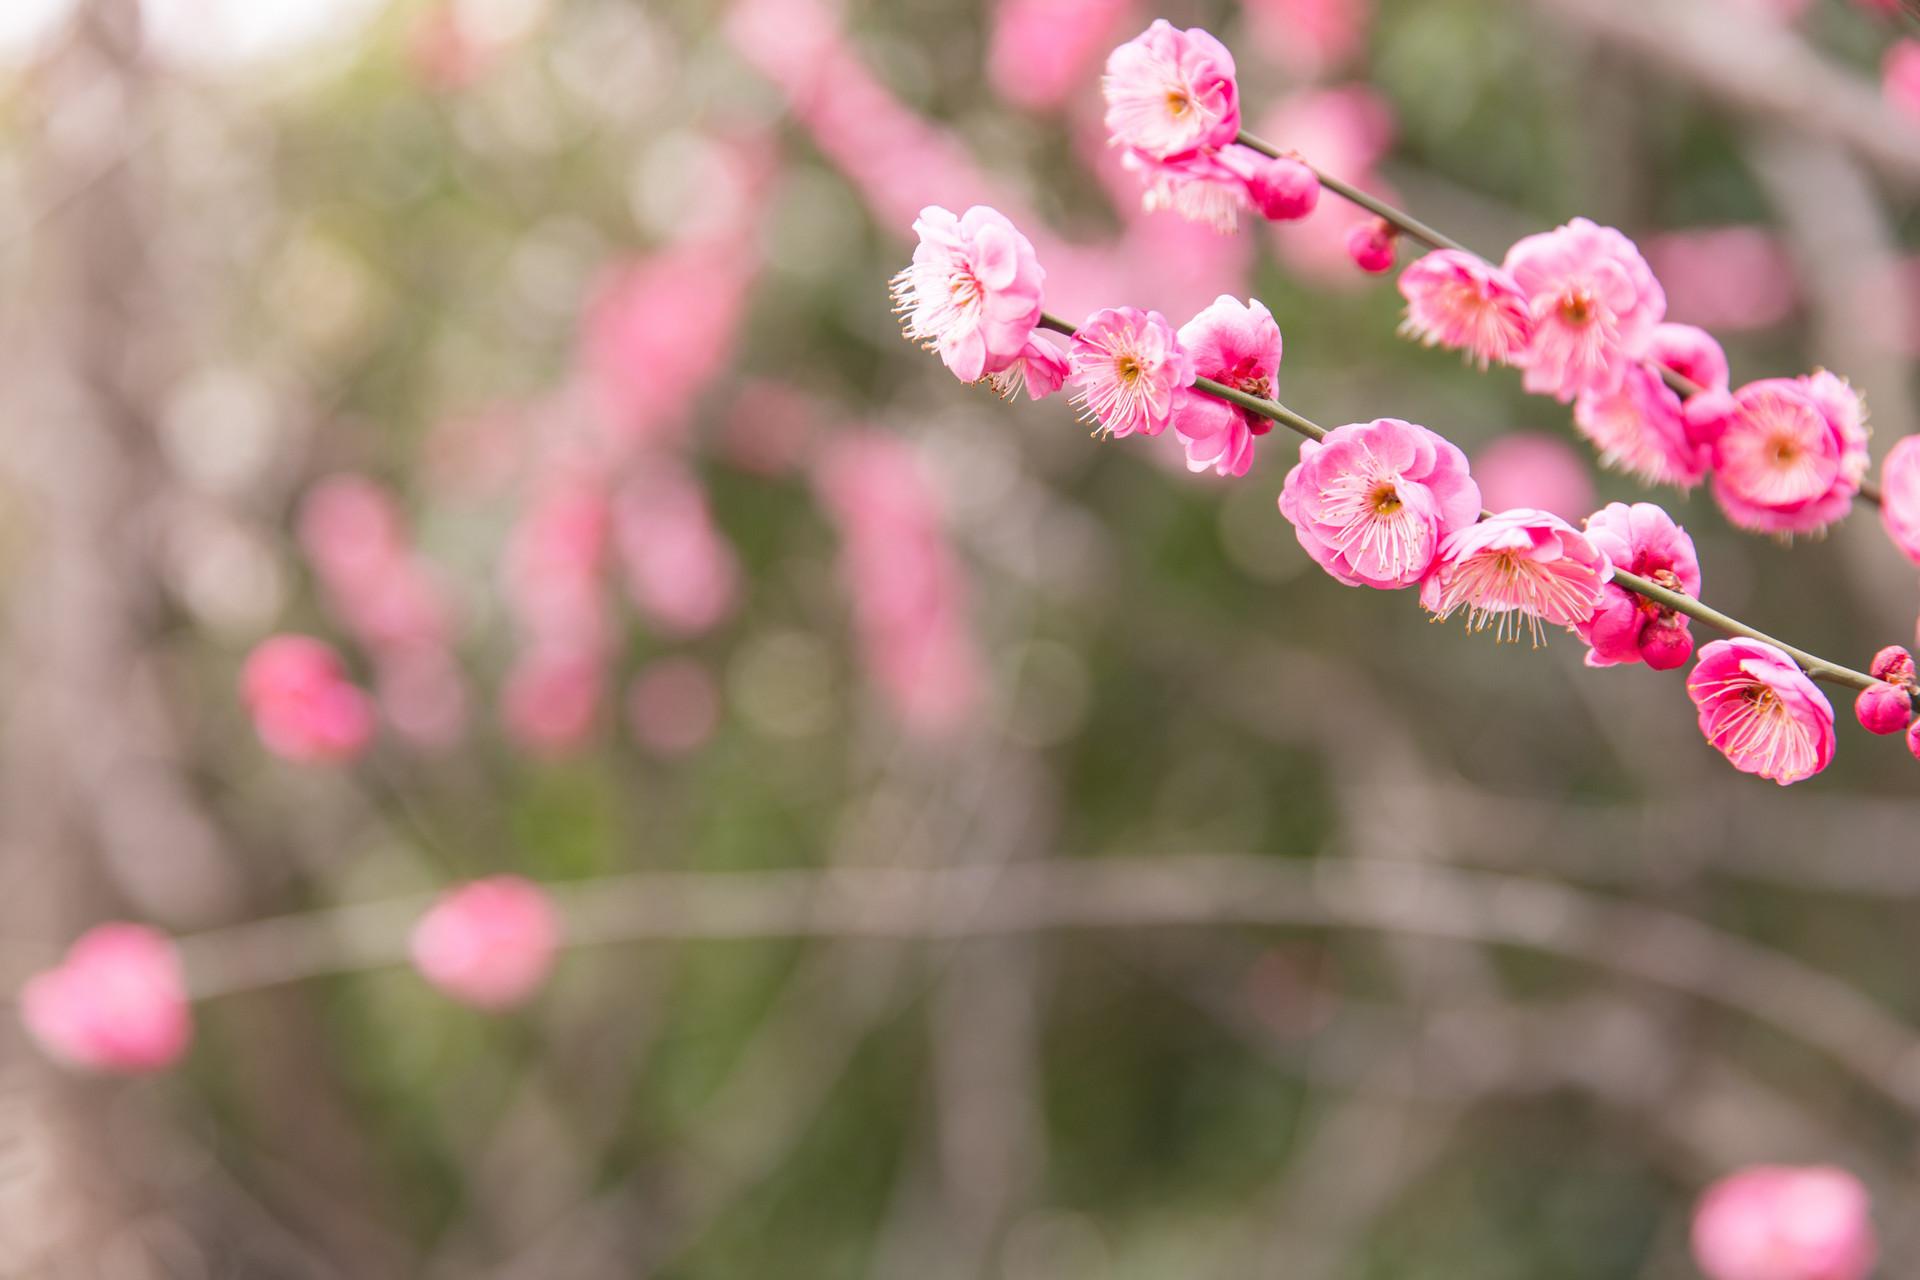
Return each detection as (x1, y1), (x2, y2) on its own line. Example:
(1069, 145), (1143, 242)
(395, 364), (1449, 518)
(376, 647), (470, 750)
(989, 0), (1134, 111)
(628, 657), (722, 757)
(612, 467), (741, 638)
(502, 479), (612, 655)
(300, 475), (458, 656)
(411, 876), (560, 1010)
(1241, 0), (1371, 78)
(1692, 1165), (1875, 1279)
(21, 924), (191, 1074)
(500, 645), (604, 757)
(1884, 40), (1920, 122)
(1879, 434), (1920, 566)
(1472, 433), (1595, 519)
(722, 380), (818, 476)
(241, 635), (376, 764)
(1646, 227), (1797, 333)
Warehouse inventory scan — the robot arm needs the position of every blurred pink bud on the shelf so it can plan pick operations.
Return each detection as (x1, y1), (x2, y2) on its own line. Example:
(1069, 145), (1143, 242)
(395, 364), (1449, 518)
(1346, 219), (1396, 273)
(21, 924), (191, 1074)
(1877, 434), (1920, 566)
(503, 482), (611, 653)
(1907, 717), (1920, 762)
(1871, 644), (1915, 684)
(410, 876), (560, 1010)
(241, 635), (375, 764)
(500, 648), (603, 757)
(1692, 1165), (1875, 1280)
(404, 2), (500, 93)
(987, 0), (1133, 111)
(1246, 155), (1320, 222)
(377, 647), (469, 749)
(722, 380), (818, 476)
(299, 474), (404, 587)
(1855, 682), (1912, 735)
(1242, 0), (1371, 78)
(1647, 227), (1797, 333)
(1473, 433), (1595, 520)
(627, 657), (721, 757)
(1884, 41), (1920, 122)
(613, 471), (741, 638)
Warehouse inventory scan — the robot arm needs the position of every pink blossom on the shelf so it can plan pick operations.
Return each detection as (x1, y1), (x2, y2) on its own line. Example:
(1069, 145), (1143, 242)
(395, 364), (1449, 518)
(1855, 682), (1912, 735)
(892, 205), (1046, 384)
(1907, 719), (1920, 762)
(628, 657), (721, 757)
(1121, 146), (1258, 233)
(1647, 226), (1797, 333)
(1877, 434), (1920, 565)
(612, 469), (740, 638)
(1575, 502), (1701, 670)
(1504, 217), (1667, 402)
(1573, 323), (1727, 488)
(1708, 373), (1870, 537)
(500, 647), (603, 757)
(1280, 418), (1481, 589)
(987, 333), (1073, 402)
(20, 924), (191, 1074)
(988, 0), (1133, 112)
(241, 635), (375, 764)
(1692, 1165), (1876, 1280)
(1102, 20), (1240, 162)
(1069, 306), (1195, 438)
(1472, 434), (1595, 520)
(1397, 249), (1533, 369)
(1169, 295), (1282, 477)
(1245, 154), (1320, 223)
(1687, 639), (1836, 785)
(300, 476), (458, 658)
(1346, 219), (1396, 273)
(1419, 509), (1613, 645)
(410, 876), (560, 1011)
(1884, 40), (1920, 122)
(1242, 0), (1371, 79)
(502, 480), (611, 654)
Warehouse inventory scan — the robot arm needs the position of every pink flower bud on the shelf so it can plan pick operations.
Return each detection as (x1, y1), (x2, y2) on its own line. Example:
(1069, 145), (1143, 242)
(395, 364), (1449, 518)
(1640, 619), (1694, 671)
(410, 876), (560, 1011)
(1346, 218), (1397, 273)
(1870, 644), (1915, 685)
(1692, 1165), (1876, 1280)
(241, 635), (375, 764)
(20, 924), (192, 1074)
(1855, 682), (1912, 735)
(1246, 156), (1320, 222)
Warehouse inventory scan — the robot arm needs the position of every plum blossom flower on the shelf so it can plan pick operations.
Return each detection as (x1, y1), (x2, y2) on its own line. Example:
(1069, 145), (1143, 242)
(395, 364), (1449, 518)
(1068, 306), (1195, 438)
(1504, 217), (1667, 403)
(891, 205), (1046, 383)
(1419, 509), (1613, 645)
(1575, 502), (1701, 670)
(410, 876), (560, 1010)
(1280, 417), (1481, 589)
(1121, 144), (1258, 232)
(20, 924), (191, 1074)
(1472, 434), (1594, 520)
(1707, 372), (1870, 537)
(1691, 1165), (1876, 1280)
(1877, 434), (1920, 565)
(1687, 639), (1836, 785)
(1572, 324), (1727, 488)
(987, 332), (1072, 401)
(1102, 20), (1240, 162)
(241, 635), (375, 764)
(1169, 295), (1283, 477)
(1397, 249), (1533, 369)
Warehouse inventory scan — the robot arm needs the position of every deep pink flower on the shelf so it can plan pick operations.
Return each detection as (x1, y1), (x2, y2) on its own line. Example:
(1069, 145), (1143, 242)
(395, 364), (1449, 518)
(1069, 306), (1195, 439)
(241, 635), (375, 764)
(891, 205), (1046, 384)
(20, 924), (191, 1074)
(1884, 40), (1920, 122)
(1878, 434), (1920, 565)
(1708, 372), (1870, 536)
(1575, 502), (1701, 670)
(1170, 295), (1283, 477)
(1397, 249), (1533, 369)
(1472, 434), (1594, 520)
(1346, 219), (1396, 273)
(1280, 417), (1481, 589)
(1692, 1165), (1875, 1280)
(1504, 217), (1667, 402)
(1102, 20), (1240, 161)
(1687, 639), (1836, 785)
(411, 876), (560, 1010)
(1573, 324), (1728, 488)
(1419, 509), (1613, 645)
(987, 333), (1072, 401)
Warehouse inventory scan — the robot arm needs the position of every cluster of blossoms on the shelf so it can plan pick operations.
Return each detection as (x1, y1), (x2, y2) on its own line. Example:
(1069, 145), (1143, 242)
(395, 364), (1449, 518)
(19, 877), (560, 1074)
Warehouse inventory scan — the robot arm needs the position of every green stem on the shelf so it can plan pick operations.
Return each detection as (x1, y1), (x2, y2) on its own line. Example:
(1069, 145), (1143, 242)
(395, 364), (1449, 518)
(1038, 311), (1882, 694)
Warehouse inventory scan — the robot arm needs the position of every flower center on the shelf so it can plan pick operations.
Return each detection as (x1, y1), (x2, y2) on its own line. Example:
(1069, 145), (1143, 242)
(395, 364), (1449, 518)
(1240, 373), (1272, 399)
(1368, 481), (1403, 516)
(1165, 88), (1191, 118)
(948, 271), (981, 311)
(1116, 354), (1143, 384)
(1558, 290), (1595, 326)
(1770, 435), (1803, 468)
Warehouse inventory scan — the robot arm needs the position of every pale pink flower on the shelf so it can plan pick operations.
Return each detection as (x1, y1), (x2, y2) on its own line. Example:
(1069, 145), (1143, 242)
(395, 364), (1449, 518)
(241, 635), (375, 764)
(21, 924), (191, 1074)
(612, 469), (740, 639)
(1102, 20), (1240, 161)
(1419, 509), (1613, 645)
(410, 876), (560, 1011)
(1170, 295), (1283, 477)
(1708, 373), (1870, 536)
(987, 333), (1072, 401)
(1243, 0), (1371, 79)
(1069, 306), (1195, 438)
(989, 0), (1133, 111)
(1877, 434), (1920, 565)
(1884, 40), (1920, 122)
(500, 647), (603, 757)
(1575, 502), (1701, 670)
(1650, 227), (1798, 333)
(1692, 1165), (1876, 1280)
(1687, 639), (1836, 785)
(628, 657), (721, 757)
(1280, 418), (1481, 589)
(1472, 434), (1594, 519)
(1504, 218), (1667, 402)
(1397, 249), (1533, 369)
(1573, 323), (1727, 487)
(891, 205), (1046, 384)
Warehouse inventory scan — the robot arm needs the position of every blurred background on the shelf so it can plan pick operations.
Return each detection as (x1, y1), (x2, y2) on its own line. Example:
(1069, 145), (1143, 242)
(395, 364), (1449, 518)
(3, 0), (1920, 1275)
